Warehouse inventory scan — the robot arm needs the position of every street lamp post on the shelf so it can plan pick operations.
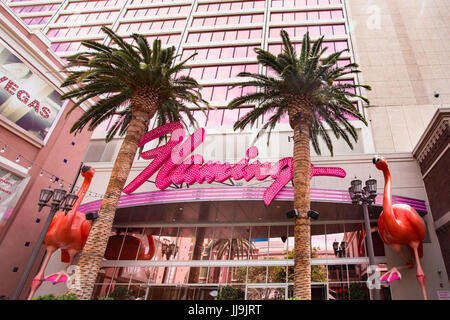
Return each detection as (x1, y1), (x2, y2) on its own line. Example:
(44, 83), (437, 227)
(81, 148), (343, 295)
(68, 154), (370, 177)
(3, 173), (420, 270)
(11, 188), (78, 300)
(348, 177), (381, 300)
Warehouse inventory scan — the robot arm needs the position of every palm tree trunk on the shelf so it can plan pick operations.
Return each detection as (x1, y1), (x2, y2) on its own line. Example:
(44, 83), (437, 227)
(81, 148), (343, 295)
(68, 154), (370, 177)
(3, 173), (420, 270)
(68, 105), (156, 300)
(292, 121), (312, 300)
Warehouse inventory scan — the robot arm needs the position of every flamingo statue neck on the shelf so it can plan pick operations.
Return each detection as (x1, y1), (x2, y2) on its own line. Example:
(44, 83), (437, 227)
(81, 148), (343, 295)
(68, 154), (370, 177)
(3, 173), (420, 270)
(375, 157), (401, 230)
(65, 170), (93, 226)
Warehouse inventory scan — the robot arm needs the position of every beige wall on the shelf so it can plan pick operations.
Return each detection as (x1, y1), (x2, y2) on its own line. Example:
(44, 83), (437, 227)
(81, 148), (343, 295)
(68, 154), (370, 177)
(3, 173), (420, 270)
(346, 0), (449, 153)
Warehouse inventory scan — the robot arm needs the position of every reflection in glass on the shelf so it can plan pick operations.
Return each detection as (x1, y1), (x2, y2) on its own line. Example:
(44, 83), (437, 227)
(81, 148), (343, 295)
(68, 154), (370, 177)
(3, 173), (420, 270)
(328, 283), (349, 300)
(247, 287), (285, 300)
(247, 266), (267, 283)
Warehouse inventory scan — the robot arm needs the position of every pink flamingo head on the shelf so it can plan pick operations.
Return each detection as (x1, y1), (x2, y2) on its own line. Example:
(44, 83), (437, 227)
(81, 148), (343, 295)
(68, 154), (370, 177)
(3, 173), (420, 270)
(81, 165), (95, 179)
(373, 155), (388, 171)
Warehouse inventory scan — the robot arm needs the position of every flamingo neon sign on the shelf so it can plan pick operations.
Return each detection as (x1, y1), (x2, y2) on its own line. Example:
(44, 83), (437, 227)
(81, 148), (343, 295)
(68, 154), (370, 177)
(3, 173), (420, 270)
(123, 122), (347, 205)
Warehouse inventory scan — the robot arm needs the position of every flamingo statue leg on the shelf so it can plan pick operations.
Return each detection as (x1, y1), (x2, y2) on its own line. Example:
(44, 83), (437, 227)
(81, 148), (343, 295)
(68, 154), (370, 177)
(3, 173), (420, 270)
(411, 242), (427, 300)
(380, 244), (414, 284)
(27, 246), (57, 300)
(45, 249), (78, 284)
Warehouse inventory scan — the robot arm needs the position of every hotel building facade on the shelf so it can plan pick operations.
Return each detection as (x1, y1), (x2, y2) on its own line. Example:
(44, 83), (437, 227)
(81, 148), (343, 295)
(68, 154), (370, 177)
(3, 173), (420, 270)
(0, 0), (449, 300)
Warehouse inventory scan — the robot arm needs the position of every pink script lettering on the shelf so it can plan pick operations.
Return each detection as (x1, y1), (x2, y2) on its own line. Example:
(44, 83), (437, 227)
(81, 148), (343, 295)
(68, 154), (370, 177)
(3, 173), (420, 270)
(123, 122), (346, 206)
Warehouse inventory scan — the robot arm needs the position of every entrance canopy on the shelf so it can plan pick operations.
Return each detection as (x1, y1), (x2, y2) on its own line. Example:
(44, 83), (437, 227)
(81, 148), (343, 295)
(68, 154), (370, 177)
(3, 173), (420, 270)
(78, 187), (427, 225)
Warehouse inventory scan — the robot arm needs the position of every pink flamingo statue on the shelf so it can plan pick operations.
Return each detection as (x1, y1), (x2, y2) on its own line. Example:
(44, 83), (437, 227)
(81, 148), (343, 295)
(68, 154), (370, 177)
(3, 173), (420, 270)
(27, 166), (95, 300)
(373, 156), (427, 300)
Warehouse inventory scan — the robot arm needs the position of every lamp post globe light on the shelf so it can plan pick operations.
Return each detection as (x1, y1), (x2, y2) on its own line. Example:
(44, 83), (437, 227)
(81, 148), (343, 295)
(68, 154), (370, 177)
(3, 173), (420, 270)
(348, 177), (380, 300)
(12, 188), (78, 300)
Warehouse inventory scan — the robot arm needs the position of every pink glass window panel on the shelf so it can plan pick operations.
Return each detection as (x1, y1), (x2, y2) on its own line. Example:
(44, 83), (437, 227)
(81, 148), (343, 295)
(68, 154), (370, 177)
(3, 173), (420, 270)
(307, 0), (318, 5)
(157, 7), (169, 15)
(247, 46), (258, 57)
(331, 10), (344, 19)
(322, 41), (336, 53)
(147, 8), (158, 15)
(209, 4), (220, 11)
(267, 66), (280, 76)
(269, 28), (281, 38)
(228, 16), (240, 25)
(285, 0), (295, 6)
(180, 6), (191, 14)
(321, 25), (333, 36)
(319, 0), (330, 4)
(187, 33), (200, 42)
(216, 16), (228, 25)
(308, 26), (321, 36)
(268, 44), (282, 55)
(242, 1), (254, 10)
(231, 65), (245, 76)
(140, 22), (152, 31)
(222, 109), (239, 126)
(330, 0), (341, 4)
(253, 14), (264, 23)
(297, 0), (307, 5)
(263, 109), (276, 123)
(207, 48), (221, 59)
(212, 31), (225, 42)
(168, 6), (181, 14)
(335, 41), (348, 51)
(308, 11), (319, 20)
(272, 0), (283, 7)
(240, 15), (252, 24)
(196, 49), (208, 60)
(279, 112), (289, 123)
(227, 86), (243, 101)
(197, 4), (208, 12)
(234, 46), (248, 58)
(190, 67), (204, 80)
(320, 10), (331, 20)
(333, 25), (346, 35)
(254, 1), (265, 9)
(238, 108), (253, 121)
(201, 87), (214, 101)
(245, 64), (259, 74)
(135, 9), (146, 18)
(295, 12), (307, 21)
(221, 47), (235, 58)
(337, 59), (351, 68)
(168, 34), (180, 45)
(282, 27), (295, 37)
(206, 109), (224, 126)
(117, 24), (129, 33)
(212, 86), (228, 101)
(283, 12), (295, 22)
(242, 86), (256, 96)
(271, 13), (283, 22)
(174, 20), (185, 29)
(88, 13), (100, 22)
(202, 66), (218, 80)
(204, 17), (216, 26)
(163, 20), (176, 29)
(177, 69), (190, 78)
(224, 31), (237, 41)
(250, 29), (262, 39)
(230, 2), (242, 10)
(152, 21), (163, 30)
(217, 66), (232, 79)
(47, 29), (59, 38)
(219, 2), (231, 11)
(129, 23), (141, 32)
(193, 110), (208, 127)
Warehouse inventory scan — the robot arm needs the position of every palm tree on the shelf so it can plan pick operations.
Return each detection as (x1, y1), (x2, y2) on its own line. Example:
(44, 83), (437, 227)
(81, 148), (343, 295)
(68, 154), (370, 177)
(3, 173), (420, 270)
(227, 31), (371, 299)
(61, 26), (207, 299)
(205, 238), (256, 283)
